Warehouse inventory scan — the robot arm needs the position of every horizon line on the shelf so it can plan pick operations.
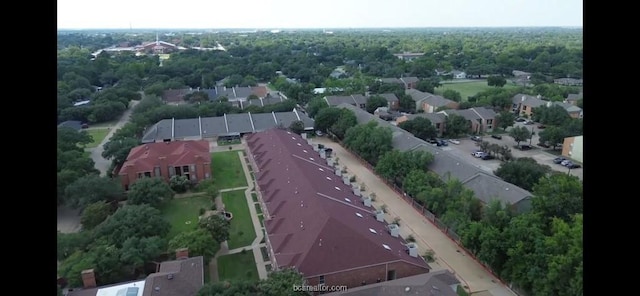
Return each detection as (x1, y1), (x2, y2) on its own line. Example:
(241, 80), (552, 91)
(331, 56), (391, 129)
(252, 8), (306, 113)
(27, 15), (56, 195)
(58, 25), (583, 30)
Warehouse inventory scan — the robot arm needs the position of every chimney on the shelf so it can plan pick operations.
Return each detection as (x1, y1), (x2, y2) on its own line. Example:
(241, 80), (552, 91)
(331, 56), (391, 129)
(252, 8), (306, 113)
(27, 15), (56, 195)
(81, 269), (97, 288)
(176, 248), (189, 259)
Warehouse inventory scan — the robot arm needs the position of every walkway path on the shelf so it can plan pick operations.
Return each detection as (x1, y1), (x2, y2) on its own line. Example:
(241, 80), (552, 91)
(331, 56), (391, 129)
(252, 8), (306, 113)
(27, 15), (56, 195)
(88, 100), (140, 176)
(209, 148), (269, 282)
(313, 137), (517, 296)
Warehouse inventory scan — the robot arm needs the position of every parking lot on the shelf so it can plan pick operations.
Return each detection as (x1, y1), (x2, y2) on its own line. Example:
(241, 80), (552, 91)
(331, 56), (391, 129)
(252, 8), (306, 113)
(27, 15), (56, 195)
(444, 125), (583, 181)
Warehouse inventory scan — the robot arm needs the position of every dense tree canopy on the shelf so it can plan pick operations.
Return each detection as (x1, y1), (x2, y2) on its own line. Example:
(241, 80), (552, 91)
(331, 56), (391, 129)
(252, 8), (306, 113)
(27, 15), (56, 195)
(343, 121), (393, 165)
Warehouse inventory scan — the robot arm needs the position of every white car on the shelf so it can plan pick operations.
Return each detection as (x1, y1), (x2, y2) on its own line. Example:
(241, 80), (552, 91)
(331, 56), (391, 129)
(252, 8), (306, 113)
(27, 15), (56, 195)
(471, 151), (486, 158)
(448, 139), (460, 145)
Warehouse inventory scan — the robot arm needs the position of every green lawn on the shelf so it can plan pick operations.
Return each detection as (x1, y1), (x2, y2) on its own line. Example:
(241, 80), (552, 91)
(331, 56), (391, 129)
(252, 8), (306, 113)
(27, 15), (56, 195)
(222, 190), (256, 249)
(211, 151), (248, 189)
(435, 80), (517, 101)
(217, 251), (259, 282)
(159, 195), (212, 239)
(85, 128), (110, 148)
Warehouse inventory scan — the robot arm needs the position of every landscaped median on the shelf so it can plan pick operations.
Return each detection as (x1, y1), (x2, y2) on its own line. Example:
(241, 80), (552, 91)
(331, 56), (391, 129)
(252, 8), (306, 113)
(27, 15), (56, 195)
(211, 151), (248, 188)
(221, 189), (256, 249)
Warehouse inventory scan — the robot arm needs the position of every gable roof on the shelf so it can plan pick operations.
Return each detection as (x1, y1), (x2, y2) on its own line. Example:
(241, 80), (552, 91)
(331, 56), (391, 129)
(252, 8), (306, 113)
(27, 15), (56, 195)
(511, 94), (547, 108)
(246, 129), (430, 278)
(119, 140), (210, 174)
(68, 257), (204, 296)
(469, 107), (497, 120)
(566, 93), (583, 101)
(375, 93), (399, 103)
(440, 109), (481, 121)
(324, 95), (367, 107)
(337, 104), (532, 207)
(405, 113), (447, 124)
(379, 78), (402, 84)
(141, 111), (315, 143)
(400, 77), (419, 84)
(325, 269), (460, 296)
(405, 89), (455, 107)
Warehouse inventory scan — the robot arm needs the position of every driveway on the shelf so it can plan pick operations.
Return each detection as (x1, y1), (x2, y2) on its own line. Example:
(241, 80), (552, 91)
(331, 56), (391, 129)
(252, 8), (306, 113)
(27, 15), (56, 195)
(89, 100), (140, 176)
(312, 137), (517, 296)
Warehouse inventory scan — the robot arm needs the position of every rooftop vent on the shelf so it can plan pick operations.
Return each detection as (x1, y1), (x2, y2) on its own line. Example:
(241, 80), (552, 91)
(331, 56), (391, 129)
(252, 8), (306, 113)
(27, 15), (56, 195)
(291, 136), (296, 139)
(326, 176), (331, 180)
(356, 212), (363, 218)
(319, 168), (324, 171)
(297, 143), (302, 146)
(369, 228), (378, 234)
(344, 198), (351, 203)
(287, 131), (291, 134)
(309, 157), (315, 161)
(376, 210), (385, 222)
(407, 243), (418, 257)
(382, 244), (391, 250)
(334, 186), (341, 191)
(303, 150), (308, 153)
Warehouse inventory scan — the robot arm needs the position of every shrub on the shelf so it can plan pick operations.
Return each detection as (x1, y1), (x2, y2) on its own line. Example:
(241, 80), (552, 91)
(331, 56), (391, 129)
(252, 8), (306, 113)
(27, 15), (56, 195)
(169, 175), (190, 193)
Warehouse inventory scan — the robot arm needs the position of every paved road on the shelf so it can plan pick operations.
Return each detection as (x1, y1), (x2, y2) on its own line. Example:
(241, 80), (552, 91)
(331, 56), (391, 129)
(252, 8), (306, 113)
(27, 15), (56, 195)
(89, 100), (139, 176)
(312, 137), (517, 296)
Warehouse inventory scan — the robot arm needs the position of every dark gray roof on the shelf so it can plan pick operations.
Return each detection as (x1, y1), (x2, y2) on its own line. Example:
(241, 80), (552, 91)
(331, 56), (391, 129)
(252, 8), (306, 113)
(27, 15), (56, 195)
(470, 107), (497, 120)
(377, 93), (399, 103)
(338, 103), (532, 207)
(225, 113), (255, 133)
(58, 120), (83, 131)
(406, 89), (456, 108)
(325, 270), (460, 296)
(173, 118), (201, 138)
(251, 112), (278, 131)
(379, 78), (402, 84)
(511, 94), (547, 107)
(142, 256), (204, 296)
(406, 112), (447, 124)
(141, 111), (314, 142)
(261, 96), (285, 106)
(201, 116), (228, 137)
(242, 99), (263, 108)
(352, 94), (368, 105)
(325, 95), (357, 106)
(566, 93), (583, 101)
(442, 109), (481, 121)
(400, 77), (419, 84)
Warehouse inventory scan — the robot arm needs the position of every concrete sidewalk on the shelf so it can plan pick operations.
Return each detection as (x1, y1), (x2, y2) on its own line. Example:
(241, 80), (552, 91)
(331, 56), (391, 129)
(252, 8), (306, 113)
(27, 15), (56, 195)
(313, 137), (516, 296)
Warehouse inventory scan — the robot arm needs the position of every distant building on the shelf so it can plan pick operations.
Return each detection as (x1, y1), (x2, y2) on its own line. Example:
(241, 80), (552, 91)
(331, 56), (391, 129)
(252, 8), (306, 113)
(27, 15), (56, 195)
(562, 135), (583, 163)
(393, 52), (425, 61)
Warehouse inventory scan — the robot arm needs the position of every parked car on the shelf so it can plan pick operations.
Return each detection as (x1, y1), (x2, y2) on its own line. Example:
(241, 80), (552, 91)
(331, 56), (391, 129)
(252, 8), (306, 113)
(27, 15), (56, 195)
(517, 144), (532, 150)
(566, 162), (581, 169)
(470, 135), (482, 142)
(481, 154), (495, 160)
(436, 139), (448, 146)
(538, 142), (550, 148)
(491, 134), (502, 140)
(448, 139), (460, 145)
(426, 138), (439, 144)
(515, 117), (526, 122)
(537, 124), (546, 129)
(524, 120), (534, 125)
(553, 157), (566, 164)
(315, 130), (324, 136)
(81, 123), (89, 129)
(472, 151), (486, 158)
(561, 160), (571, 166)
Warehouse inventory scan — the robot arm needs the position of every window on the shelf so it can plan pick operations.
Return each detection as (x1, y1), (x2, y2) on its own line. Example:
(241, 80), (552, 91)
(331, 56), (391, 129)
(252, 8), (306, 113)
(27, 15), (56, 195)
(359, 104), (366, 108)
(175, 166), (182, 176)
(319, 275), (325, 285)
(144, 172), (151, 178)
(436, 123), (441, 129)
(523, 106), (528, 110)
(487, 119), (493, 125)
(387, 270), (396, 280)
(183, 165), (190, 173)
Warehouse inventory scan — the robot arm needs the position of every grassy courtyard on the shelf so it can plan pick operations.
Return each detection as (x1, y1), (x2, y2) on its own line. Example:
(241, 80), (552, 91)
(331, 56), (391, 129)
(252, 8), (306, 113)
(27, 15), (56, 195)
(211, 151), (248, 189)
(435, 80), (516, 101)
(217, 251), (259, 282)
(222, 190), (256, 249)
(159, 195), (211, 239)
(84, 128), (110, 148)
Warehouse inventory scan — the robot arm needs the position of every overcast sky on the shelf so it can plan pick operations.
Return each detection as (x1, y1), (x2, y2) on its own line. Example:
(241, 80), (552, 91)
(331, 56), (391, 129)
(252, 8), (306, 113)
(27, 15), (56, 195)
(58, 0), (583, 29)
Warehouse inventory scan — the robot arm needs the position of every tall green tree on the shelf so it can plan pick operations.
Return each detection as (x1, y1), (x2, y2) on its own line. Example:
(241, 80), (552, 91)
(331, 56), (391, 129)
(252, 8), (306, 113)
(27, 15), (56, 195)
(256, 268), (310, 296)
(442, 89), (462, 102)
(531, 174), (583, 223)
(365, 95), (389, 113)
(444, 114), (470, 137)
(198, 214), (231, 243)
(508, 126), (532, 146)
(538, 126), (566, 149)
(494, 157), (551, 192)
(64, 175), (123, 209)
(80, 201), (115, 230)
(168, 228), (220, 262)
(94, 204), (171, 247)
(495, 111), (516, 131)
(343, 121), (393, 165)
(398, 117), (438, 140)
(127, 177), (174, 208)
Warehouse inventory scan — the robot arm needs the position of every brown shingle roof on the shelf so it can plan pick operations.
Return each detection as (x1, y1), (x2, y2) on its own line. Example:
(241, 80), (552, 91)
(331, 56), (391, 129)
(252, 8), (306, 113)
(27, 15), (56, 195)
(247, 129), (430, 278)
(325, 270), (460, 296)
(119, 140), (210, 174)
(142, 256), (205, 296)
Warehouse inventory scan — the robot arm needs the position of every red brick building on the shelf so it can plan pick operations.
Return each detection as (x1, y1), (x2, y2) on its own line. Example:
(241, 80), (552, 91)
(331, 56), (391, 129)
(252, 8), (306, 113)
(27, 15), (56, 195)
(118, 140), (211, 190)
(246, 129), (430, 291)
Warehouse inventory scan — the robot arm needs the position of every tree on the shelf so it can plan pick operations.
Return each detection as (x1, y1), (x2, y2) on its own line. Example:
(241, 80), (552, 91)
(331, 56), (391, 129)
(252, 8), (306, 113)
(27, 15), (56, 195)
(120, 236), (166, 274)
(102, 137), (139, 166)
(398, 117), (438, 140)
(64, 175), (123, 209)
(197, 281), (259, 296)
(306, 97), (329, 118)
(531, 174), (583, 222)
(58, 231), (92, 261)
(198, 214), (231, 243)
(538, 126), (566, 149)
(288, 120), (305, 135)
(415, 80), (437, 93)
(365, 95), (389, 113)
(397, 94), (416, 113)
(375, 150), (435, 187)
(531, 105), (570, 126)
(540, 214), (583, 296)
(330, 109), (358, 139)
(127, 177), (174, 208)
(58, 127), (93, 151)
(169, 175), (191, 193)
(403, 169), (442, 198)
(487, 76), (507, 87)
(444, 114), (470, 137)
(495, 111), (516, 131)
(80, 201), (115, 230)
(313, 107), (341, 133)
(442, 89), (462, 102)
(257, 268), (310, 296)
(343, 121), (393, 165)
(508, 126), (531, 146)
(168, 228), (220, 262)
(94, 204), (171, 247)
(494, 157), (551, 192)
